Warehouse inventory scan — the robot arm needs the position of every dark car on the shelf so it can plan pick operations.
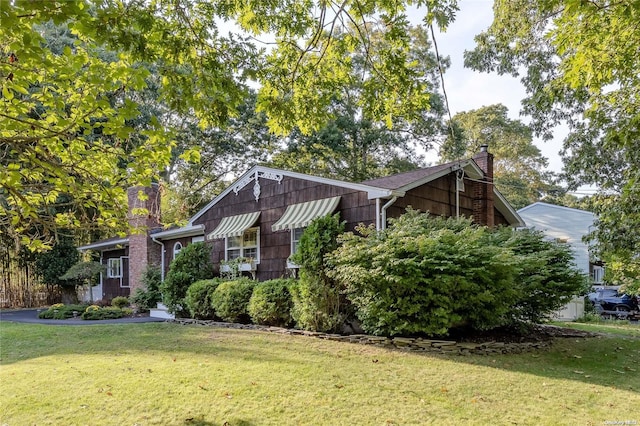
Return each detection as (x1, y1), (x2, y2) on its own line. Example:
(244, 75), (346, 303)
(594, 292), (639, 318)
(588, 288), (619, 305)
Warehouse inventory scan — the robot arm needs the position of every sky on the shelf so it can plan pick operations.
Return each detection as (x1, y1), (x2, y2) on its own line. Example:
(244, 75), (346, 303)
(411, 1), (567, 174)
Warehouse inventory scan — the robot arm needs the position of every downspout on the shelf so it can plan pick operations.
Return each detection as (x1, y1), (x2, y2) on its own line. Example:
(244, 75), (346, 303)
(381, 196), (398, 230)
(151, 237), (165, 281)
(375, 198), (381, 231)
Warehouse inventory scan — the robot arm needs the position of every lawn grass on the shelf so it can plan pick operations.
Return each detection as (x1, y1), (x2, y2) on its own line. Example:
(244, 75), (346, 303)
(1, 322), (639, 425)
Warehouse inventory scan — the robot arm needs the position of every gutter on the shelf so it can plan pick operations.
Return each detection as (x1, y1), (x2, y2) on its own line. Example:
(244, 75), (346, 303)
(381, 196), (398, 230)
(151, 237), (166, 281)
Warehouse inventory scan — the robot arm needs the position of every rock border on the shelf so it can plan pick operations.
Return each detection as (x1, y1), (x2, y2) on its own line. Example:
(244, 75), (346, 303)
(168, 319), (572, 356)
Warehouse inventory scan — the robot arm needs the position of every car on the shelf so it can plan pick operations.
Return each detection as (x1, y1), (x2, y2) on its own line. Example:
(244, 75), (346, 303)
(588, 288), (619, 305)
(594, 292), (639, 318)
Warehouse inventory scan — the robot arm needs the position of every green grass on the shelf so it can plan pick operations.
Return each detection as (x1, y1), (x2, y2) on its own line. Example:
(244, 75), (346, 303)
(556, 320), (640, 338)
(1, 322), (639, 425)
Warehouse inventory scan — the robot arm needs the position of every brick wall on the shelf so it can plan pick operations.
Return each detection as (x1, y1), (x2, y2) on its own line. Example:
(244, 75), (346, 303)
(127, 184), (161, 294)
(471, 145), (495, 227)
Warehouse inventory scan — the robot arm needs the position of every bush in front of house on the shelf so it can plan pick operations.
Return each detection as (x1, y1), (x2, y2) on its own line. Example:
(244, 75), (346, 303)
(248, 279), (295, 327)
(38, 303), (89, 319)
(493, 227), (590, 324)
(290, 213), (347, 333)
(160, 242), (214, 315)
(329, 210), (520, 337)
(210, 278), (256, 323)
(129, 266), (162, 312)
(185, 279), (223, 319)
(111, 296), (130, 309)
(81, 306), (133, 320)
(329, 209), (589, 337)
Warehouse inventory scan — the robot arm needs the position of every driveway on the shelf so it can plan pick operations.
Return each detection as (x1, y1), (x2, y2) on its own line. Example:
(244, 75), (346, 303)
(0, 309), (167, 325)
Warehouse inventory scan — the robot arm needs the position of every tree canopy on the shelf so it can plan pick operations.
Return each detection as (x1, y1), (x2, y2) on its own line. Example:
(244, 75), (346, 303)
(2, 0), (458, 249)
(439, 104), (555, 209)
(465, 0), (640, 292)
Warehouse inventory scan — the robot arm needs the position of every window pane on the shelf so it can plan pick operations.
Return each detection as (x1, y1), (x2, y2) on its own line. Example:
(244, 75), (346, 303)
(228, 249), (241, 260)
(227, 236), (242, 248)
(243, 248), (257, 260)
(293, 227), (304, 241)
(244, 229), (257, 246)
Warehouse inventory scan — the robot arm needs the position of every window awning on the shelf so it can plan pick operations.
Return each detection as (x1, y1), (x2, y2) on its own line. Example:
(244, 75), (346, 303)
(207, 212), (260, 240)
(272, 196), (341, 232)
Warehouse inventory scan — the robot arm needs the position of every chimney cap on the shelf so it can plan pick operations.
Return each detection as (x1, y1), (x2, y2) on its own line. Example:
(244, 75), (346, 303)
(480, 144), (489, 152)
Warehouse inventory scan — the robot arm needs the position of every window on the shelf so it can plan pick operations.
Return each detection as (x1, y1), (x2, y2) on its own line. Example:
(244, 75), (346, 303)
(173, 242), (183, 260)
(291, 227), (305, 257)
(592, 265), (604, 284)
(226, 227), (259, 262)
(107, 258), (122, 278)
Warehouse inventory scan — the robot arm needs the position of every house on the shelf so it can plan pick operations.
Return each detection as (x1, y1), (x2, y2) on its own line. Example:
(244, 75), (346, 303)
(517, 201), (604, 320)
(79, 145), (524, 302)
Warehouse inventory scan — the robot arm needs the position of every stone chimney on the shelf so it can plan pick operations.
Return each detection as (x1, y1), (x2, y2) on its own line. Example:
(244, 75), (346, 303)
(471, 144), (495, 227)
(127, 184), (161, 294)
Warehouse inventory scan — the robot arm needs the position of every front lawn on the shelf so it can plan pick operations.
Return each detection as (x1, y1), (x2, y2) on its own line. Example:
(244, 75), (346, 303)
(1, 322), (639, 425)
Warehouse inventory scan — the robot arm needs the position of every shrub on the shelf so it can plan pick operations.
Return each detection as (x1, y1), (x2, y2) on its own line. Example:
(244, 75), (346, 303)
(329, 210), (519, 336)
(160, 242), (214, 314)
(38, 304), (89, 319)
(211, 278), (256, 323)
(248, 279), (295, 327)
(130, 266), (162, 312)
(93, 299), (111, 308)
(111, 296), (130, 309)
(81, 306), (132, 320)
(492, 227), (590, 324)
(290, 213), (347, 333)
(185, 279), (223, 319)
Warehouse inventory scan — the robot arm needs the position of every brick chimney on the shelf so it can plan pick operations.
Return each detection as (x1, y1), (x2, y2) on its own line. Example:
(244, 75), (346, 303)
(127, 184), (161, 294)
(471, 144), (495, 227)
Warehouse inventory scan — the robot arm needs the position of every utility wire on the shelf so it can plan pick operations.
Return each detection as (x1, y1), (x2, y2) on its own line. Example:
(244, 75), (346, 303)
(429, 24), (456, 153)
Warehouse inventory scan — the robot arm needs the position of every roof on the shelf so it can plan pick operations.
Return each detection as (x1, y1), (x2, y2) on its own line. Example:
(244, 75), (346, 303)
(78, 236), (129, 252)
(361, 162), (459, 190)
(188, 165), (400, 226)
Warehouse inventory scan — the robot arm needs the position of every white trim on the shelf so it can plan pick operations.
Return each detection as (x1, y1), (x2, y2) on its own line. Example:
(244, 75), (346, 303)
(152, 224), (205, 240)
(188, 165), (397, 225)
(107, 258), (122, 278)
(78, 238), (128, 251)
(173, 242), (183, 260)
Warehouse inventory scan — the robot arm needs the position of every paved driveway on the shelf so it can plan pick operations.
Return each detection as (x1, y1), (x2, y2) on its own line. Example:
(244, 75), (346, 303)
(0, 309), (167, 325)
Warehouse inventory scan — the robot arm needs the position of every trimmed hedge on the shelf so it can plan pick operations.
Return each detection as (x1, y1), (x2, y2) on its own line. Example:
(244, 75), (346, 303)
(185, 279), (223, 319)
(81, 306), (132, 320)
(38, 304), (89, 319)
(248, 279), (295, 327)
(211, 278), (256, 323)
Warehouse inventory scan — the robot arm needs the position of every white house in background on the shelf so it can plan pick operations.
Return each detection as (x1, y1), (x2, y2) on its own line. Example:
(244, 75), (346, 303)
(517, 202), (604, 320)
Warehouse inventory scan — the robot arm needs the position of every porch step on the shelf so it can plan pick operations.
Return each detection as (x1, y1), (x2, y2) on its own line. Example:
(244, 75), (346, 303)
(150, 303), (175, 320)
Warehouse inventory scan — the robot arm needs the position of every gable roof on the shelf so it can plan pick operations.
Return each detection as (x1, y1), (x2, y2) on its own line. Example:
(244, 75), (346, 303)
(186, 163), (523, 227)
(188, 165), (401, 226)
(518, 201), (596, 217)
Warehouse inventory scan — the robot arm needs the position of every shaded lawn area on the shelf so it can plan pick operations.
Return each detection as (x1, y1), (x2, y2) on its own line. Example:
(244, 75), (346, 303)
(1, 322), (639, 425)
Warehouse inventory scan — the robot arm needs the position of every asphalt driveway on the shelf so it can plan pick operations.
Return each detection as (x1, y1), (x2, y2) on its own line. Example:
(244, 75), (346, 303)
(0, 309), (167, 325)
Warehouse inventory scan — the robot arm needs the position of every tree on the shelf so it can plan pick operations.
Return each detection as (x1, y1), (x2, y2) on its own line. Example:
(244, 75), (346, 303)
(464, 1), (640, 290)
(2, 1), (459, 249)
(268, 25), (447, 182)
(165, 92), (280, 218)
(34, 238), (80, 303)
(60, 261), (106, 304)
(290, 213), (346, 333)
(439, 104), (555, 209)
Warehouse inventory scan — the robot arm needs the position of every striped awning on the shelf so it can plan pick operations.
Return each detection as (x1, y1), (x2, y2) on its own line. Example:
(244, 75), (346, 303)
(272, 196), (341, 232)
(207, 212), (260, 240)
